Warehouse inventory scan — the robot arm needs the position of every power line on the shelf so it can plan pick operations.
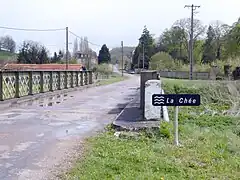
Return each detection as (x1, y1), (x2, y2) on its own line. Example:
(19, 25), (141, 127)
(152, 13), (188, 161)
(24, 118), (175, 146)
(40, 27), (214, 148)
(68, 30), (101, 47)
(0, 26), (65, 32)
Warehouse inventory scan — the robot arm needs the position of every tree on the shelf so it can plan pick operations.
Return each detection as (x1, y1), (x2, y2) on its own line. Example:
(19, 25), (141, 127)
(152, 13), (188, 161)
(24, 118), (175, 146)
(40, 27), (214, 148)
(51, 52), (59, 63)
(73, 38), (78, 58)
(83, 37), (89, 53)
(173, 18), (206, 62)
(132, 26), (155, 69)
(17, 40), (49, 64)
(79, 36), (90, 53)
(0, 35), (16, 53)
(98, 44), (111, 64)
(202, 26), (216, 64)
(225, 23), (240, 57)
(157, 26), (188, 62)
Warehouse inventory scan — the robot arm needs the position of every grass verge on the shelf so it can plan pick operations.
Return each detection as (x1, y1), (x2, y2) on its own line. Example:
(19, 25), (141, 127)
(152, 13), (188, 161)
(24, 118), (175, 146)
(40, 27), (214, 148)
(97, 73), (128, 86)
(62, 79), (240, 180)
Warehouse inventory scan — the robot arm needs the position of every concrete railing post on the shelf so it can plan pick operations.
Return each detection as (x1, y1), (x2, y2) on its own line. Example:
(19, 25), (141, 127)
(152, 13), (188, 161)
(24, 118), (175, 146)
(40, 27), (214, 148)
(80, 71), (83, 86)
(57, 71), (61, 90)
(76, 71), (79, 87)
(28, 71), (33, 95)
(49, 71), (53, 92)
(40, 71), (44, 93)
(15, 71), (20, 98)
(89, 71), (93, 84)
(0, 72), (3, 101)
(140, 70), (158, 118)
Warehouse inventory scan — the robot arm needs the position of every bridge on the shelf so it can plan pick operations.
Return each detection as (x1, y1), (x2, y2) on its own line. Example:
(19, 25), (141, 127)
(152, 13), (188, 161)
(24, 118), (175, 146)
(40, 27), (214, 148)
(0, 68), (142, 180)
(0, 68), (167, 180)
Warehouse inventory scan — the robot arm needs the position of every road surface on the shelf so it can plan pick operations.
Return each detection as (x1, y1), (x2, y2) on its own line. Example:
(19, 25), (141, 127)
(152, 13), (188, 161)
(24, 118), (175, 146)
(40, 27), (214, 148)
(0, 75), (139, 180)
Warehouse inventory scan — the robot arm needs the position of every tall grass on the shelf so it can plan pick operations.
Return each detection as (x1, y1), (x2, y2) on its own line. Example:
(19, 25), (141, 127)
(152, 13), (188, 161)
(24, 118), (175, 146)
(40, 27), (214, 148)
(150, 52), (240, 74)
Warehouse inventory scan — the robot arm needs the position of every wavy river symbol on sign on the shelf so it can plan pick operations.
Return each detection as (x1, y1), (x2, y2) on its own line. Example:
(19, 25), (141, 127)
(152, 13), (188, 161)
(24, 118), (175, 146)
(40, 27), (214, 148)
(153, 95), (165, 105)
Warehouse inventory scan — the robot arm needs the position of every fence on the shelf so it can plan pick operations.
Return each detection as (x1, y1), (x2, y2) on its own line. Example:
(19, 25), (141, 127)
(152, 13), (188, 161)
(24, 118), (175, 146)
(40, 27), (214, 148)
(0, 70), (94, 101)
(158, 71), (210, 80)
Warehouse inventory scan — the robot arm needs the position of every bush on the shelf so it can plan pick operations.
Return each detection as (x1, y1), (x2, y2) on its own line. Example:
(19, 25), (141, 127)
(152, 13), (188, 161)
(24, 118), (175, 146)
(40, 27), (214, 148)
(150, 52), (180, 71)
(94, 63), (113, 77)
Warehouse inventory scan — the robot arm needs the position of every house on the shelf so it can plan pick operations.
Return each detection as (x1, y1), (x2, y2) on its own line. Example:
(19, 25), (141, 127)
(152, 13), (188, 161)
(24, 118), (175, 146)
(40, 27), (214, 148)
(75, 51), (98, 67)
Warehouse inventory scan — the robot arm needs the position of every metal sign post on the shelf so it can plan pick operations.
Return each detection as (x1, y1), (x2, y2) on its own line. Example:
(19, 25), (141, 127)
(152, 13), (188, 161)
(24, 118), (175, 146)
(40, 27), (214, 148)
(174, 106), (179, 146)
(152, 94), (201, 146)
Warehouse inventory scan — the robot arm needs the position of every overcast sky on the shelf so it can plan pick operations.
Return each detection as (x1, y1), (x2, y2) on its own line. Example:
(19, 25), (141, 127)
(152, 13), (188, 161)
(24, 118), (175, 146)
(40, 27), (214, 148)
(1, 0), (240, 55)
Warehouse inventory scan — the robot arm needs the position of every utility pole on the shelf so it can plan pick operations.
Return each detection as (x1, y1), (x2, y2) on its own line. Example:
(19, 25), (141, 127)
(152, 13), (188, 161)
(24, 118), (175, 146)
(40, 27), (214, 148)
(121, 41), (124, 77)
(184, 4), (200, 80)
(65, 27), (69, 70)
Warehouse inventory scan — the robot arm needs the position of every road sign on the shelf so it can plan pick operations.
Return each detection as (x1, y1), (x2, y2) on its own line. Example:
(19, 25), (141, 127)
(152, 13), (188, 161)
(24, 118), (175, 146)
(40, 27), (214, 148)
(152, 94), (200, 106)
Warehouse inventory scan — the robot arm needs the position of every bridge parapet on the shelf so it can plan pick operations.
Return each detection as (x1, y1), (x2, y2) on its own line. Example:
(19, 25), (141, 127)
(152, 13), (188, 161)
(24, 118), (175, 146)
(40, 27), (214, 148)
(0, 70), (95, 101)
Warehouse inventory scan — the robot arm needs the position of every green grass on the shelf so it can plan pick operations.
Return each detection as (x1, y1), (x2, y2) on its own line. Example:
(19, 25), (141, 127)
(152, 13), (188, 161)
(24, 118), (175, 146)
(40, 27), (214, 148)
(61, 79), (240, 180)
(0, 51), (16, 61)
(97, 73), (128, 86)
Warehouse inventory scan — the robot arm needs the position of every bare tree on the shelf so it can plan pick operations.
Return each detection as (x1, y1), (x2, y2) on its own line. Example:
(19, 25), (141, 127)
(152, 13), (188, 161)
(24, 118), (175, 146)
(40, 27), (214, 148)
(73, 38), (78, 58)
(173, 18), (206, 60)
(0, 35), (16, 53)
(210, 20), (230, 59)
(79, 37), (84, 53)
(83, 36), (89, 53)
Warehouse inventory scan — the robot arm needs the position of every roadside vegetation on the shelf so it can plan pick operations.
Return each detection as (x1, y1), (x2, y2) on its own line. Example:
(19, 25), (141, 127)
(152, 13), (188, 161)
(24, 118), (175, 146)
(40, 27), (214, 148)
(62, 79), (240, 180)
(94, 63), (128, 86)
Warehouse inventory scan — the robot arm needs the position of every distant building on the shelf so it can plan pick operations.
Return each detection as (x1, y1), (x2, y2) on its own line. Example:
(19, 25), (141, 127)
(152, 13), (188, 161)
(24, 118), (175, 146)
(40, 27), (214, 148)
(75, 51), (98, 67)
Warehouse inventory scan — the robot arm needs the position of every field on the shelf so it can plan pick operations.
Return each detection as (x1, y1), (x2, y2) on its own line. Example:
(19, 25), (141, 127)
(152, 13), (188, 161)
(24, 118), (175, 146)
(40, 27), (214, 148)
(0, 51), (16, 62)
(62, 78), (240, 180)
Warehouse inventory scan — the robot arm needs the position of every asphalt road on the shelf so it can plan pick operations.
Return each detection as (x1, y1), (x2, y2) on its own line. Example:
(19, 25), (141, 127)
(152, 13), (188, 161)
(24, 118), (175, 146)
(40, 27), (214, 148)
(0, 74), (139, 180)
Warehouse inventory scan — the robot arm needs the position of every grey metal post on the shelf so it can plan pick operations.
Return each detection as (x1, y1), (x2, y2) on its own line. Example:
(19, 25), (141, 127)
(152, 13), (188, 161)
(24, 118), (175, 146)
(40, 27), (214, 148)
(174, 106), (179, 146)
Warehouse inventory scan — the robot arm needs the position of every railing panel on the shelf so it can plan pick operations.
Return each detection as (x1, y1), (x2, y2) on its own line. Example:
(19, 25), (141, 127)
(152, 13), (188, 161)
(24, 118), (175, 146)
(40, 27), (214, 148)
(60, 72), (65, 89)
(2, 72), (16, 100)
(85, 72), (88, 85)
(67, 72), (71, 88)
(52, 72), (59, 91)
(73, 72), (77, 87)
(32, 72), (41, 94)
(83, 72), (86, 85)
(78, 72), (81, 86)
(43, 72), (51, 92)
(19, 72), (30, 97)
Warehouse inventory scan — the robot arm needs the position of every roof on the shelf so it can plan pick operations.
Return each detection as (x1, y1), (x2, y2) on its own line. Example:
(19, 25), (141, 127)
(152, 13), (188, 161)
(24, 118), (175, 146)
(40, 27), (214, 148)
(1, 63), (83, 71)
